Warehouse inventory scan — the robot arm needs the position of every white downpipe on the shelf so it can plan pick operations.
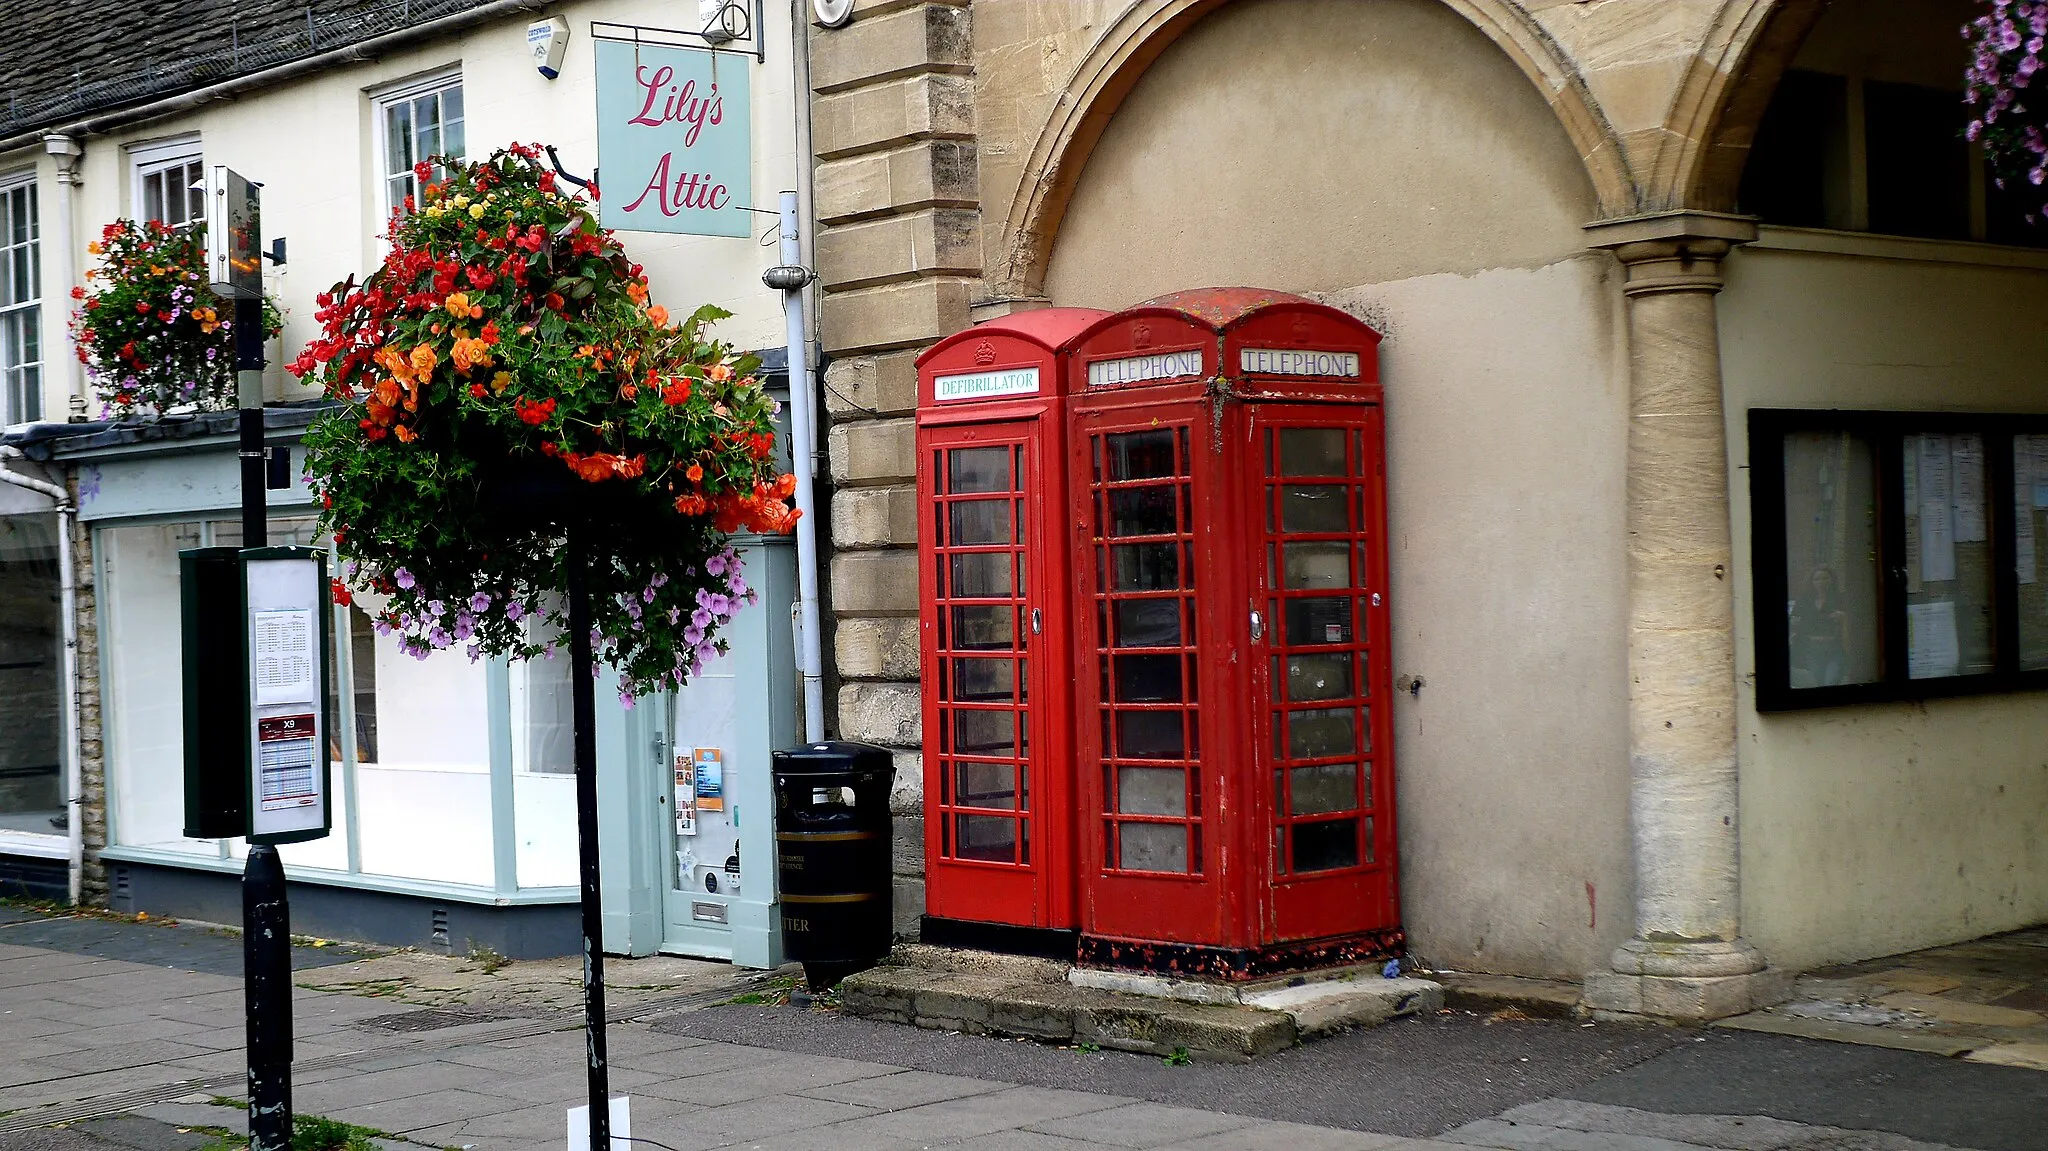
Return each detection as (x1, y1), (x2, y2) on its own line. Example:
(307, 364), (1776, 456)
(0, 448), (82, 904)
(41, 136), (85, 420)
(778, 192), (826, 742)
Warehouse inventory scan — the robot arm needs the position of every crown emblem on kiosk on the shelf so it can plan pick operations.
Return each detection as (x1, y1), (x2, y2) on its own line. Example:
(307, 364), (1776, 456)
(1291, 314), (1312, 340)
(972, 340), (997, 365)
(1132, 321), (1152, 348)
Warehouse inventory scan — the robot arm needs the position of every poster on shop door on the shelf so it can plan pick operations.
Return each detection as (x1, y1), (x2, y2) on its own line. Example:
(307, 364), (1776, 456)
(594, 38), (752, 237)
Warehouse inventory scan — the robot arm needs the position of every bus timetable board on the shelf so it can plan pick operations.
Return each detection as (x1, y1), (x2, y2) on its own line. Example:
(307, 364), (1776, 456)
(241, 548), (332, 844)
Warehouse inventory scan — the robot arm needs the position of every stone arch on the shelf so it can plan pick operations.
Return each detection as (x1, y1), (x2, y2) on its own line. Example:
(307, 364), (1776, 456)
(991, 0), (1637, 300)
(1646, 0), (1831, 214)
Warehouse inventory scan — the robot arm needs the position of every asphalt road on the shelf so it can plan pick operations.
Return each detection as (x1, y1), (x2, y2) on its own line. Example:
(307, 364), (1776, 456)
(661, 1003), (2048, 1147)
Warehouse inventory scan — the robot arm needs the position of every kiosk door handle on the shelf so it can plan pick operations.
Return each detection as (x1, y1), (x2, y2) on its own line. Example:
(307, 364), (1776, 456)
(1249, 610), (1265, 642)
(1030, 609), (1043, 635)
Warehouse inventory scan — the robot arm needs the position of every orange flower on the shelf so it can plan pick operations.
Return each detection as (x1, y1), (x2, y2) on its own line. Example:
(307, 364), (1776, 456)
(451, 336), (492, 373)
(393, 424), (417, 443)
(706, 362), (733, 382)
(372, 378), (402, 408)
(409, 344), (438, 376)
(685, 464), (704, 483)
(375, 345), (416, 384)
(490, 371), (512, 394)
(646, 304), (669, 327)
(444, 292), (470, 316)
(627, 280), (649, 304)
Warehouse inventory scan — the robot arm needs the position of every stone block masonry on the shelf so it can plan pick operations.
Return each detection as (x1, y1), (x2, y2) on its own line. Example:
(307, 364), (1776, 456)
(811, 3), (987, 924)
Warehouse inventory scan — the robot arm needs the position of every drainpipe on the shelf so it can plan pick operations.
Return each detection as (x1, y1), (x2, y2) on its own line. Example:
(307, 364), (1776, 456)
(771, 193), (825, 742)
(41, 135), (85, 421)
(0, 448), (82, 905)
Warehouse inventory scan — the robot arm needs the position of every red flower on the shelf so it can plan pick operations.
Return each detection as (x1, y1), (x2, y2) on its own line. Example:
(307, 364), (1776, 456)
(514, 396), (557, 425)
(135, 301), (151, 314)
(331, 579), (354, 607)
(69, 285), (84, 300)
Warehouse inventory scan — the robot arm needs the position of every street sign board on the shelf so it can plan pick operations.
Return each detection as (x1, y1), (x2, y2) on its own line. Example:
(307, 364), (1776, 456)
(594, 38), (752, 237)
(207, 166), (262, 299)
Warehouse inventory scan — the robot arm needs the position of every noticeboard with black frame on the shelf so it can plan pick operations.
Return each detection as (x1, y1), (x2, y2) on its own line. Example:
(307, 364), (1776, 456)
(239, 546), (333, 845)
(1749, 408), (2048, 711)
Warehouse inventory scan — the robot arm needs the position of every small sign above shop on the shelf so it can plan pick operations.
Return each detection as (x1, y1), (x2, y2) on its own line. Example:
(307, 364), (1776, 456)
(1087, 350), (1204, 388)
(1239, 348), (1362, 377)
(595, 37), (752, 237)
(933, 367), (1040, 401)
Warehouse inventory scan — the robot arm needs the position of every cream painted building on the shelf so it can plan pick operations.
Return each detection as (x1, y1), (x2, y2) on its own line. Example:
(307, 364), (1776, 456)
(808, 0), (2048, 1018)
(0, 0), (818, 963)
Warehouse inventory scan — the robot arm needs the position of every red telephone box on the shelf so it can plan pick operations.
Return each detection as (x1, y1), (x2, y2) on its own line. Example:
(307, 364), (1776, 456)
(1064, 289), (1401, 978)
(914, 308), (1108, 947)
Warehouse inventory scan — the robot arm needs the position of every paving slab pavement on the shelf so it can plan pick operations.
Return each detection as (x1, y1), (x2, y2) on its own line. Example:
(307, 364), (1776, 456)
(3, 908), (2047, 1151)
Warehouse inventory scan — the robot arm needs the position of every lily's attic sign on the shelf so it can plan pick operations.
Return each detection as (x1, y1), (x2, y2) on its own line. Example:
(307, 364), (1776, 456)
(595, 38), (753, 237)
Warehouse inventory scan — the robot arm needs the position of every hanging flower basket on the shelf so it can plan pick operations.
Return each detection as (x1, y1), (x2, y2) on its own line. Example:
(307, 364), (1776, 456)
(1966, 2), (2048, 222)
(70, 219), (283, 418)
(295, 144), (799, 699)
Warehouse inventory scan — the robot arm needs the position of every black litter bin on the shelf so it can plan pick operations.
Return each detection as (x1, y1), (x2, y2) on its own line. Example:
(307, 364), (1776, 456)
(772, 741), (895, 990)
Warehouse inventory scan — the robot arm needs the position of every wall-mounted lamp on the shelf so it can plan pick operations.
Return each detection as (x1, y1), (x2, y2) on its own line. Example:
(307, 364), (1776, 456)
(528, 16), (570, 79)
(812, 0), (853, 29)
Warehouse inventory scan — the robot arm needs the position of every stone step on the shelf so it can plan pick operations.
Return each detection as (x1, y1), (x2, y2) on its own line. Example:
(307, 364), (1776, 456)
(840, 962), (1444, 1060)
(1433, 971), (1585, 1019)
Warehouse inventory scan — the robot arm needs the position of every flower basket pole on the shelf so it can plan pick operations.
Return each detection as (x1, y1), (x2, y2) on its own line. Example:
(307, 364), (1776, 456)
(565, 520), (611, 1150)
(297, 147), (801, 1151)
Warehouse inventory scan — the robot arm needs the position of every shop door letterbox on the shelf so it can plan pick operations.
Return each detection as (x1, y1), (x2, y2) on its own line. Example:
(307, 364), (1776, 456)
(1065, 289), (1400, 978)
(914, 308), (1109, 942)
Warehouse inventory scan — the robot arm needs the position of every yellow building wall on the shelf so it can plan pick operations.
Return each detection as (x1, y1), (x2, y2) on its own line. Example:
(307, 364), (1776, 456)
(1722, 235), (2048, 973)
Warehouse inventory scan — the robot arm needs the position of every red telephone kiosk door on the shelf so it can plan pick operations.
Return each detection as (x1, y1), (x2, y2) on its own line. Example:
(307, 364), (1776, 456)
(1067, 290), (1398, 975)
(1223, 301), (1398, 949)
(915, 309), (1108, 940)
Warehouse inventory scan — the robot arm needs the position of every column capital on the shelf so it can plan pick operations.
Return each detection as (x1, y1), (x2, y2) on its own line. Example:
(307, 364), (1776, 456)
(1585, 211), (1758, 296)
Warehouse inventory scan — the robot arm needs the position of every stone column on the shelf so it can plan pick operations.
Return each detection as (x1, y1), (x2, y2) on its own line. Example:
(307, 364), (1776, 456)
(1580, 212), (1790, 1021)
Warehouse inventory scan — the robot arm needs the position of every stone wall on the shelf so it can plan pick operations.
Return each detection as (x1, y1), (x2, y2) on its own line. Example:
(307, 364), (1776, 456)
(810, 0), (984, 928)
(73, 477), (106, 905)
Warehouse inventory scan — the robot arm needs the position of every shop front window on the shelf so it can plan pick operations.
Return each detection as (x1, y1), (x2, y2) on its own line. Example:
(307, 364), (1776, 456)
(100, 511), (575, 892)
(0, 512), (63, 836)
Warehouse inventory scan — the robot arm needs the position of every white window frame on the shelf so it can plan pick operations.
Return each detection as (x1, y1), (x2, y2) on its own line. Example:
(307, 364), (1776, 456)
(371, 69), (466, 221)
(0, 168), (41, 429)
(128, 135), (206, 230)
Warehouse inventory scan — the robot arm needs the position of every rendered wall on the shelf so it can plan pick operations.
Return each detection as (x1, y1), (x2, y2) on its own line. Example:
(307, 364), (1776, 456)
(1038, 0), (1633, 979)
(17, 0), (801, 422)
(1721, 236), (2048, 973)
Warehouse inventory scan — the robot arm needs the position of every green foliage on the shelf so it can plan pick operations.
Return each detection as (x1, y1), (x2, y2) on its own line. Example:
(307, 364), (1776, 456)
(1163, 1046), (1193, 1066)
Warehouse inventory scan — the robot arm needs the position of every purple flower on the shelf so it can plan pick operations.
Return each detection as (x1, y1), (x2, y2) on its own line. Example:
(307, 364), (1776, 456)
(706, 553), (728, 576)
(619, 692), (636, 710)
(469, 591), (491, 612)
(684, 624), (705, 646)
(395, 567), (416, 590)
(507, 601), (525, 621)
(691, 606), (712, 629)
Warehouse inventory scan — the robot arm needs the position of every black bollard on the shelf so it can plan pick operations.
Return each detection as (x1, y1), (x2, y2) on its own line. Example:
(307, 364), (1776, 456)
(243, 845), (292, 1151)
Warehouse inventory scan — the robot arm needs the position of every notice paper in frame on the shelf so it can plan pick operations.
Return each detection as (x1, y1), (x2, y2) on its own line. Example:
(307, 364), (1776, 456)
(242, 548), (332, 844)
